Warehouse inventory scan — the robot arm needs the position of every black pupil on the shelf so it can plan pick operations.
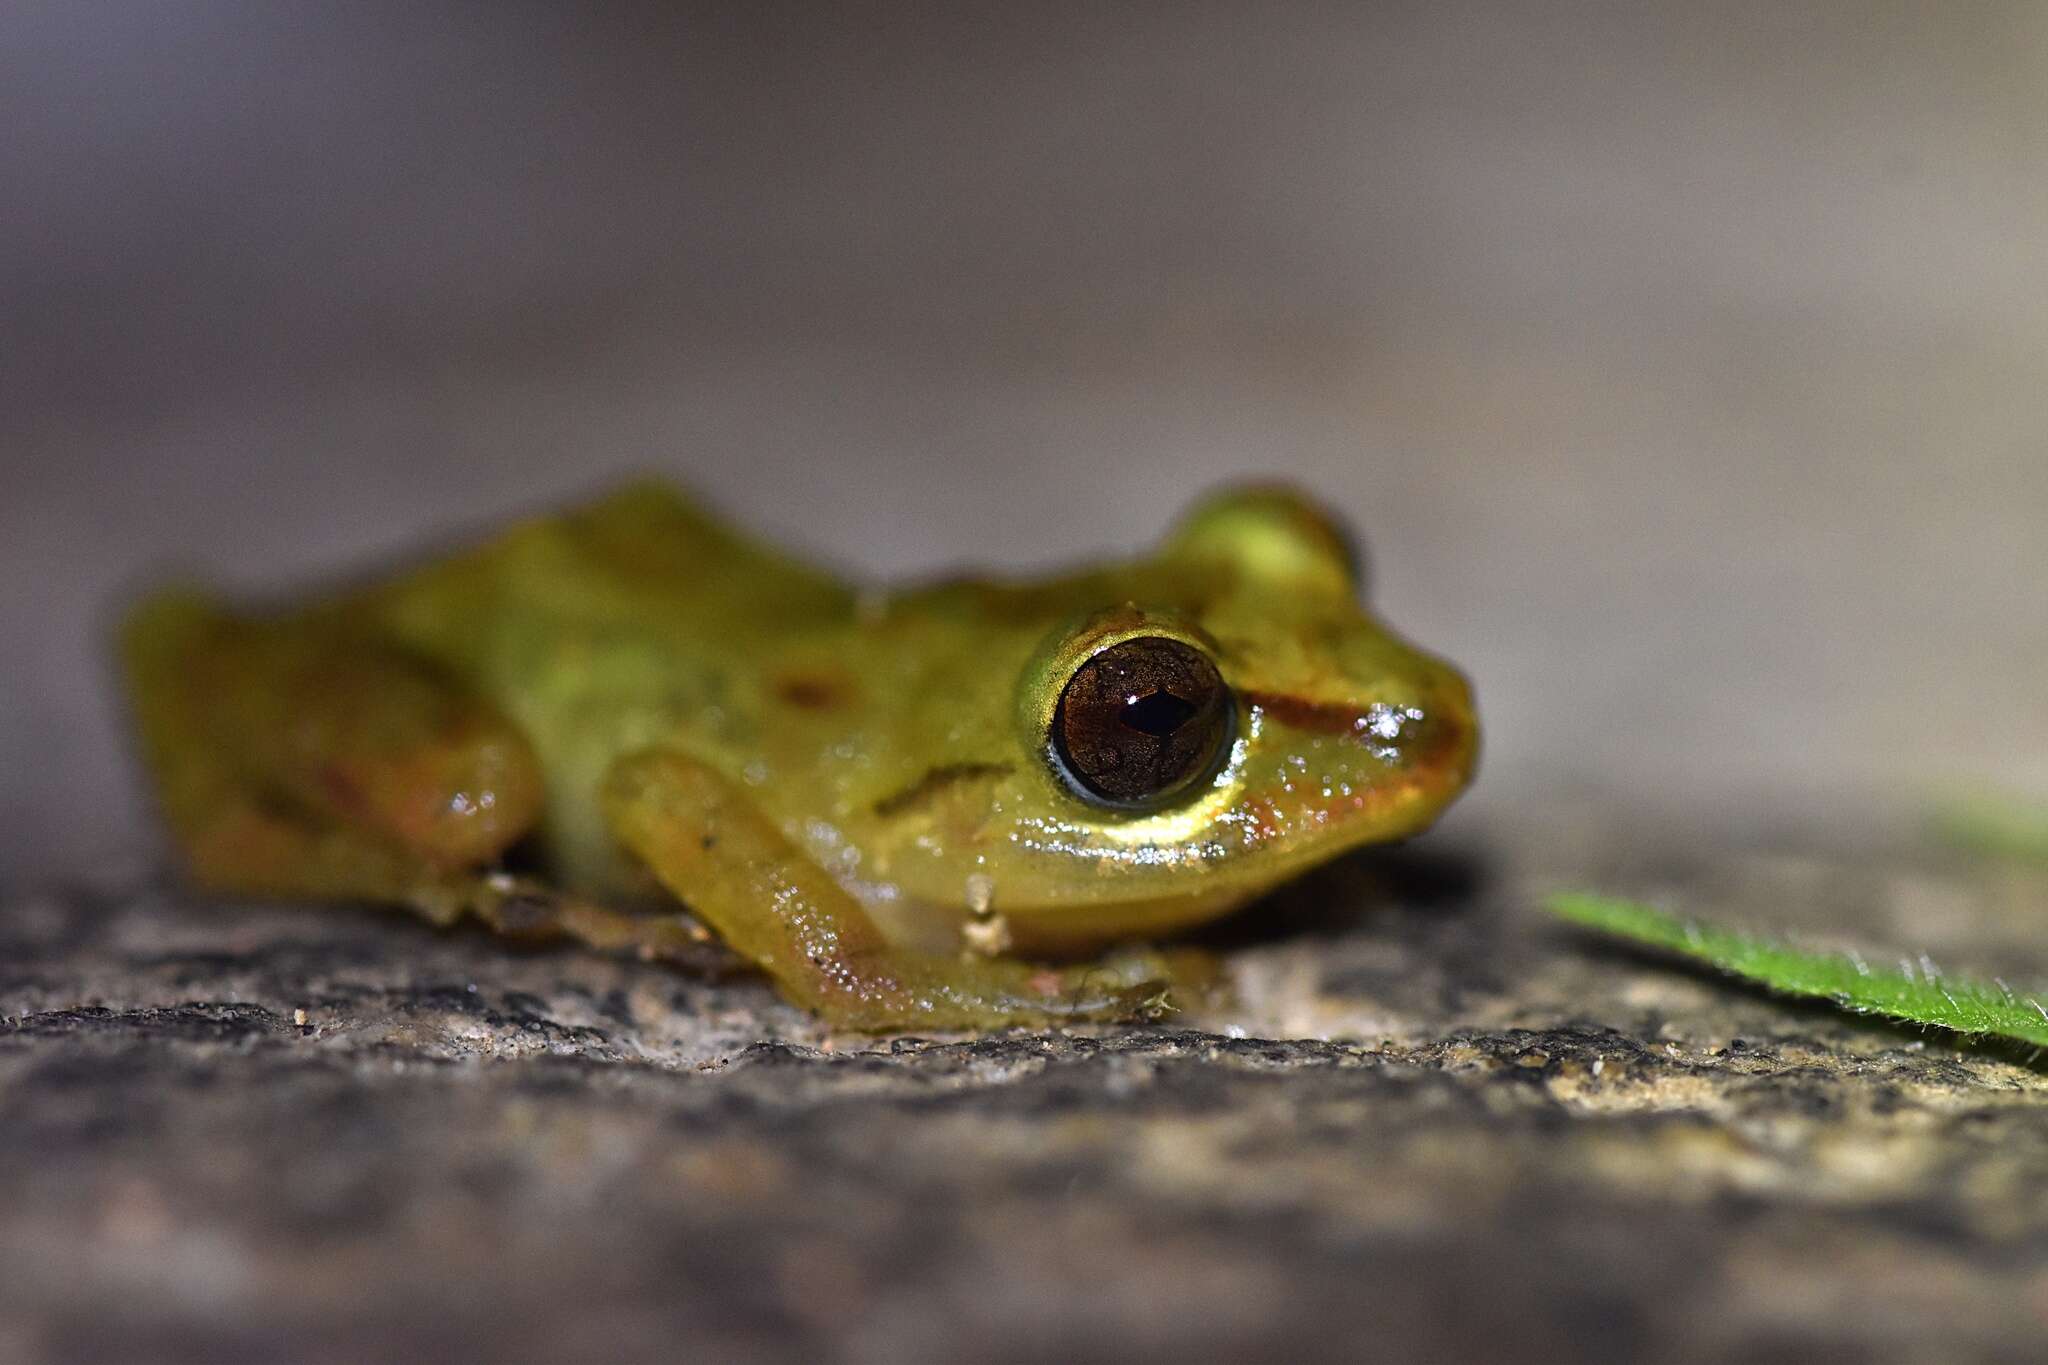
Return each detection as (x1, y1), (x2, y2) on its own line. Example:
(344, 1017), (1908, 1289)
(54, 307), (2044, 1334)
(1121, 689), (1197, 738)
(1052, 636), (1231, 806)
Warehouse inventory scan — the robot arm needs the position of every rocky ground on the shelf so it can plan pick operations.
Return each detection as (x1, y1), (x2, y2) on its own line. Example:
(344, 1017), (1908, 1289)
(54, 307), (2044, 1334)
(4, 800), (2047, 1364)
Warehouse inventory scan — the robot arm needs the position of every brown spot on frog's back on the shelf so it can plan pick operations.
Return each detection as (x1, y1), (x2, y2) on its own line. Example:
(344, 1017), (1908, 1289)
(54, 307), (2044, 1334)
(773, 671), (856, 711)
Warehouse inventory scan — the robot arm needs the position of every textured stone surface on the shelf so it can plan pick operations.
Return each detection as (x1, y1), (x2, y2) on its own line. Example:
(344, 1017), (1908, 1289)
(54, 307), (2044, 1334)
(5, 806), (2047, 1364)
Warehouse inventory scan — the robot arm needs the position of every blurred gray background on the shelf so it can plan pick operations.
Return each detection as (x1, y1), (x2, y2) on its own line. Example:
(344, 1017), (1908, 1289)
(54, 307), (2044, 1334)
(6, 1), (2046, 889)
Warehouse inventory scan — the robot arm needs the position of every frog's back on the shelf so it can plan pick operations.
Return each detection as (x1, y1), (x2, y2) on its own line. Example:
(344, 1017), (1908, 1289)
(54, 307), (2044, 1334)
(349, 481), (855, 884)
(352, 480), (839, 671)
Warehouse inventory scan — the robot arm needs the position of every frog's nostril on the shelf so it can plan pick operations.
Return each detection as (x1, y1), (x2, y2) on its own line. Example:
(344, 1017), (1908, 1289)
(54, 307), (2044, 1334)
(1403, 696), (1479, 788)
(1355, 702), (1425, 749)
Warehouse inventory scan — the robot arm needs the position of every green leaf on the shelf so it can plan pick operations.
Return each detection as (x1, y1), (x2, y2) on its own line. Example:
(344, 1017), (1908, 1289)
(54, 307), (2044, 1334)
(1546, 892), (2048, 1049)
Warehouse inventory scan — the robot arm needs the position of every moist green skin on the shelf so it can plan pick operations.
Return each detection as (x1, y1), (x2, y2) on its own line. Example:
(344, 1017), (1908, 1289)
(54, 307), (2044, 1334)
(123, 480), (1478, 1028)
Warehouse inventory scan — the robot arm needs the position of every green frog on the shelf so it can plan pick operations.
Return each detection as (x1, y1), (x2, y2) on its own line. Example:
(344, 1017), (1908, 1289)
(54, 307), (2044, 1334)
(121, 480), (1477, 1030)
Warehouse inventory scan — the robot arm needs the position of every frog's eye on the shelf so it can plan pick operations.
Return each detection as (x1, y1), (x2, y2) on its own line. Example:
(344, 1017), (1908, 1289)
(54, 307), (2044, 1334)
(1051, 636), (1234, 808)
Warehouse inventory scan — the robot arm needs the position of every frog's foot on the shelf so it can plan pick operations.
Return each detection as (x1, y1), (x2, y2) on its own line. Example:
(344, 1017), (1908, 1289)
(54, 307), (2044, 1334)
(467, 877), (1172, 1027)
(796, 950), (1175, 1032)
(444, 874), (739, 975)
(1088, 944), (1231, 1017)
(480, 876), (1181, 1028)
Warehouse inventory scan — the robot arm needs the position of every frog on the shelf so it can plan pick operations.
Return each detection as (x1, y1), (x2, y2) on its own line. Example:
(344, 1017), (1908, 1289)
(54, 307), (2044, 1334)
(120, 479), (1477, 1031)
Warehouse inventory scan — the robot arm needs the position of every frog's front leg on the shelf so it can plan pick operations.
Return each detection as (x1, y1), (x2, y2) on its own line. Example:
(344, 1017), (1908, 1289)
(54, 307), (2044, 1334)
(602, 749), (1169, 1030)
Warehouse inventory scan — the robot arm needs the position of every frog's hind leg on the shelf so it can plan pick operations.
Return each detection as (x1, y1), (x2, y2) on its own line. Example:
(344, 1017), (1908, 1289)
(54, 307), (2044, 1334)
(120, 592), (730, 967)
(600, 748), (1174, 1031)
(119, 589), (553, 929)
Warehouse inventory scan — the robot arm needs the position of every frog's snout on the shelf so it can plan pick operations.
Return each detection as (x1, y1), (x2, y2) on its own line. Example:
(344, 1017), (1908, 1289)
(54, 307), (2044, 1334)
(1241, 665), (1478, 832)
(1393, 683), (1479, 799)
(1246, 678), (1473, 768)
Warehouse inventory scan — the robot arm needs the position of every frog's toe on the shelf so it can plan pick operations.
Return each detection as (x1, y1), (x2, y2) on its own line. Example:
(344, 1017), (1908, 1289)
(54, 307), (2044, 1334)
(1077, 946), (1229, 1013)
